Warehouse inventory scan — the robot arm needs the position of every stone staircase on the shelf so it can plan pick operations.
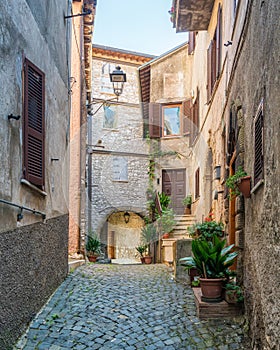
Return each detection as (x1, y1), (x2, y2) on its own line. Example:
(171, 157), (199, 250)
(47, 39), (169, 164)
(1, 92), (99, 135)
(172, 214), (196, 239)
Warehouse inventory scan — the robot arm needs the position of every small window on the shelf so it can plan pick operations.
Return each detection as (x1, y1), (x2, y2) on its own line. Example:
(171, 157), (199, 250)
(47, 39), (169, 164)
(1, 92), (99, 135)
(162, 105), (181, 136)
(254, 100), (264, 186)
(112, 157), (128, 181)
(103, 105), (117, 128)
(23, 58), (45, 190)
(195, 167), (200, 199)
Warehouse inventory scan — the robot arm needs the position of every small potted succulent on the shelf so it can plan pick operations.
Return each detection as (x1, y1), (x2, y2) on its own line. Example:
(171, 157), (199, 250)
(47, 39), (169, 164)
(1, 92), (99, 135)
(135, 244), (147, 264)
(224, 282), (244, 304)
(182, 195), (192, 214)
(86, 233), (101, 262)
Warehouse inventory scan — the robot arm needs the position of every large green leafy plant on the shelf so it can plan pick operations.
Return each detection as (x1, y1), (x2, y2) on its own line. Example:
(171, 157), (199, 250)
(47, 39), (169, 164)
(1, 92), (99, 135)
(180, 234), (238, 278)
(86, 233), (101, 256)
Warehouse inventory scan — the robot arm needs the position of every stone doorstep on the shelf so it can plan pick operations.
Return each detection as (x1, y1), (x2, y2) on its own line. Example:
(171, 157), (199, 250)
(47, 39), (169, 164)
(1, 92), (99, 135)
(68, 259), (85, 272)
(193, 288), (244, 319)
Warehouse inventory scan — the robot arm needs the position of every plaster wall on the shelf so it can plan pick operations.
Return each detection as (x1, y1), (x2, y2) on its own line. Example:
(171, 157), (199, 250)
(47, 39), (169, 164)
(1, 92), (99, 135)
(0, 1), (70, 347)
(0, 0), (69, 230)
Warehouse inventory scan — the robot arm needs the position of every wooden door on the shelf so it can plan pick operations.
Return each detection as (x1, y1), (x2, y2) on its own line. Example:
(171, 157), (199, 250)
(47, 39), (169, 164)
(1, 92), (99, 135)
(162, 169), (186, 215)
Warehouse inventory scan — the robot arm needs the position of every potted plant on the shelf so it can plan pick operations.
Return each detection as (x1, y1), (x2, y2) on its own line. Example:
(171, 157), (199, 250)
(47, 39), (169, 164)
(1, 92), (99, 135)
(135, 244), (147, 264)
(140, 223), (157, 264)
(179, 235), (238, 301)
(224, 282), (244, 304)
(158, 208), (176, 239)
(226, 166), (251, 198)
(86, 233), (101, 262)
(187, 219), (225, 241)
(182, 195), (192, 214)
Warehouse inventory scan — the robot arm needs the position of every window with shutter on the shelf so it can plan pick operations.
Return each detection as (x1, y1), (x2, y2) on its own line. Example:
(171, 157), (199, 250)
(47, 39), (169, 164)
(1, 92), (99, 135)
(254, 100), (264, 186)
(190, 90), (200, 144)
(216, 5), (222, 79)
(139, 65), (151, 138)
(207, 6), (222, 101)
(149, 103), (162, 138)
(162, 104), (181, 137)
(195, 167), (200, 199)
(182, 99), (192, 135)
(23, 59), (45, 189)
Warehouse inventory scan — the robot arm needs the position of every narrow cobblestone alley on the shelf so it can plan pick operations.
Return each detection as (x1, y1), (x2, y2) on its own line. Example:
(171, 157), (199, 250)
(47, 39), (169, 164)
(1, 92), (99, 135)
(15, 264), (246, 350)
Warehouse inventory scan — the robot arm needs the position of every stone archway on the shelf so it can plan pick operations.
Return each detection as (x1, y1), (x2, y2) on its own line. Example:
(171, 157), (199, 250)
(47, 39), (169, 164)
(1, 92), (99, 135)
(101, 211), (145, 262)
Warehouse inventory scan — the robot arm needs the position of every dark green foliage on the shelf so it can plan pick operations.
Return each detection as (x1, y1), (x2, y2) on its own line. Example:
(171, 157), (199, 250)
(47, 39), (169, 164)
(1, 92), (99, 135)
(158, 192), (171, 211)
(179, 234), (238, 278)
(86, 233), (101, 256)
(187, 220), (225, 241)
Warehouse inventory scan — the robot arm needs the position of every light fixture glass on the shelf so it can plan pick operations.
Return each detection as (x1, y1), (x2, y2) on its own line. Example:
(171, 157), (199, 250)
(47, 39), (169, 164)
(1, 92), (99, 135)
(124, 211), (130, 224)
(109, 66), (126, 96)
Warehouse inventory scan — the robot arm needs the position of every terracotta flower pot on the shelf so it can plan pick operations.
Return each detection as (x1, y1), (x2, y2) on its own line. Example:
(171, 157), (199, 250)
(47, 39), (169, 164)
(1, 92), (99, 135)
(184, 207), (191, 215)
(238, 176), (251, 198)
(162, 233), (170, 239)
(88, 255), (97, 262)
(199, 278), (224, 302)
(144, 256), (152, 264)
(140, 257), (145, 264)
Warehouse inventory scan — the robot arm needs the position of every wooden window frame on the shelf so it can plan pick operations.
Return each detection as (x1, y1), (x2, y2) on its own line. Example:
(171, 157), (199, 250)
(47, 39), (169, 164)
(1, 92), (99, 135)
(23, 58), (45, 190)
(162, 103), (182, 137)
(195, 167), (200, 199)
(254, 99), (264, 186)
(207, 5), (222, 102)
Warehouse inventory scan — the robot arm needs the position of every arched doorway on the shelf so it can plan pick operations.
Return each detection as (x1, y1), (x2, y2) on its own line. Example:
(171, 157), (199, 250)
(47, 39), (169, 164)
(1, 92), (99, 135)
(101, 211), (145, 262)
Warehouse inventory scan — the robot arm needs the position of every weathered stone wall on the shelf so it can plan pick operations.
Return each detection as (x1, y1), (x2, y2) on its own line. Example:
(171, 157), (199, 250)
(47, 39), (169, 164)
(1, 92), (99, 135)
(0, 215), (68, 349)
(227, 1), (280, 348)
(89, 55), (149, 247)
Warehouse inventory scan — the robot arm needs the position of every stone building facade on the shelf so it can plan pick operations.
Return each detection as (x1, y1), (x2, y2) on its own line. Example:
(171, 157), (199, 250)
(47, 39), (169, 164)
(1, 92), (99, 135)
(87, 45), (154, 260)
(165, 0), (280, 348)
(0, 0), (94, 347)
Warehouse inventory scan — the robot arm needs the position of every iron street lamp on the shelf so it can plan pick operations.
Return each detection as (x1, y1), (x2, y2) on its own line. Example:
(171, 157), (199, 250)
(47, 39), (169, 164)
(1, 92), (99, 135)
(124, 211), (130, 224)
(109, 66), (126, 97)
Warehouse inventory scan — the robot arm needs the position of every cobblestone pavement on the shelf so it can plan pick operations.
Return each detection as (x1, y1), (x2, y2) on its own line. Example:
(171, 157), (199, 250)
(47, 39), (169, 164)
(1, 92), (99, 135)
(15, 264), (247, 350)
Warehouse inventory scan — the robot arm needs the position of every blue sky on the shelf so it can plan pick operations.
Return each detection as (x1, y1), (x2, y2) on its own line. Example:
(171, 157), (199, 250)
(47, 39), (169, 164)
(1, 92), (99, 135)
(93, 0), (188, 56)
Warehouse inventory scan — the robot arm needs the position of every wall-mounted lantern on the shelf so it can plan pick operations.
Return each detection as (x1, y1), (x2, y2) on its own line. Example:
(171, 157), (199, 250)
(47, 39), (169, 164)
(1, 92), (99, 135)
(109, 66), (126, 97)
(214, 165), (221, 180)
(124, 211), (130, 224)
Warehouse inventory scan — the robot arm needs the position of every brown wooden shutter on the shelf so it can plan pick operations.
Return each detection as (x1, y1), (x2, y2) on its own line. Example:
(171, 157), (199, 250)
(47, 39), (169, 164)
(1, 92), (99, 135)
(23, 59), (45, 188)
(182, 99), (192, 135)
(207, 41), (212, 102)
(195, 167), (200, 199)
(254, 101), (264, 186)
(139, 65), (151, 137)
(149, 103), (161, 138)
(188, 32), (196, 55)
(216, 5), (222, 78)
(211, 37), (217, 92)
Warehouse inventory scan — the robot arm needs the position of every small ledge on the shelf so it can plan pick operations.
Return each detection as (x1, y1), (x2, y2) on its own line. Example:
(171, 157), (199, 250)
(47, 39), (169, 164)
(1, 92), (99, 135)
(251, 179), (264, 195)
(21, 179), (47, 197)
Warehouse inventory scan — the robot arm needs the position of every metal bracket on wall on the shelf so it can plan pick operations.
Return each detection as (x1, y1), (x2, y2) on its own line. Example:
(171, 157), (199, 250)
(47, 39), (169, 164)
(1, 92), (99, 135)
(0, 199), (46, 221)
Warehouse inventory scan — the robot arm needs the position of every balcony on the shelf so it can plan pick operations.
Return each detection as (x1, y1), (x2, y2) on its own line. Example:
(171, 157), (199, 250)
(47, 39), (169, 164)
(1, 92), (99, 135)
(173, 0), (215, 32)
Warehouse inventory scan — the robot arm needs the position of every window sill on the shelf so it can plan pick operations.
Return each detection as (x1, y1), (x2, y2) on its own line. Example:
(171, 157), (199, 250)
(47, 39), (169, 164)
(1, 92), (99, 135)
(251, 179), (264, 195)
(112, 180), (129, 183)
(21, 179), (47, 197)
(102, 128), (119, 132)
